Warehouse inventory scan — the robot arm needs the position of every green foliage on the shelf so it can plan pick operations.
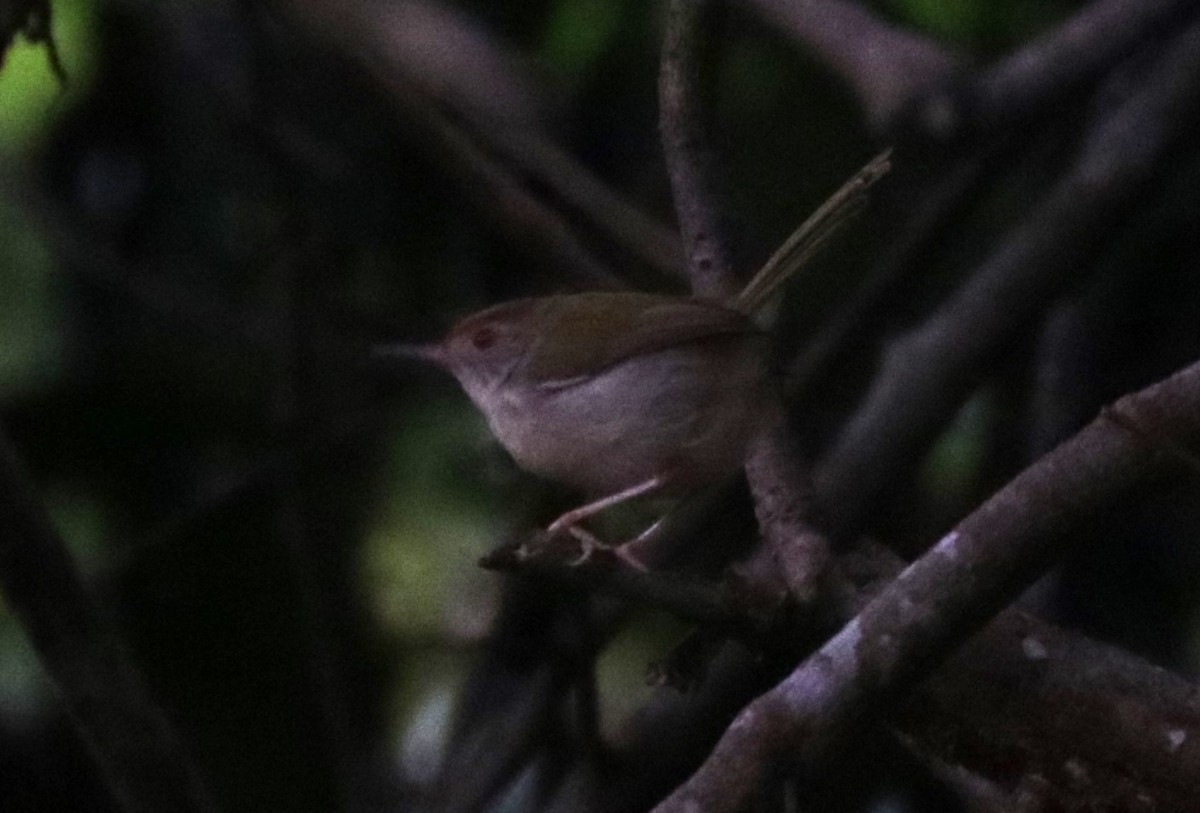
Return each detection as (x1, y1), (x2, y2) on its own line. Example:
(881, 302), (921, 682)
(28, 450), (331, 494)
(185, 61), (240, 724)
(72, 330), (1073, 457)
(595, 609), (691, 733)
(918, 391), (992, 517)
(0, 619), (48, 723)
(0, 0), (98, 399)
(888, 0), (1077, 49)
(538, 0), (626, 77)
(0, 197), (61, 398)
(0, 487), (108, 723)
(891, 0), (986, 42)
(0, 0), (98, 153)
(361, 399), (502, 639)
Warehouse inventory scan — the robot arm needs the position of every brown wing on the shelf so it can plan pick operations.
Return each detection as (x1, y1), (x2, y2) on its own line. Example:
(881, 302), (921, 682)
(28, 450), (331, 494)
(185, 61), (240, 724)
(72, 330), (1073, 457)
(525, 292), (760, 386)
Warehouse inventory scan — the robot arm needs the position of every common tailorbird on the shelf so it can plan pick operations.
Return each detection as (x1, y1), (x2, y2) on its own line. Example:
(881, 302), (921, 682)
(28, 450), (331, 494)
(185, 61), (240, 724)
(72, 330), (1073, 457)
(380, 152), (890, 561)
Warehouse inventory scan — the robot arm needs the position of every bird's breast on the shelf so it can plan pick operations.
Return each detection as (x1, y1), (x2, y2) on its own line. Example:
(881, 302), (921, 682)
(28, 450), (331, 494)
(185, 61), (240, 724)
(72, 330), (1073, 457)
(477, 336), (772, 495)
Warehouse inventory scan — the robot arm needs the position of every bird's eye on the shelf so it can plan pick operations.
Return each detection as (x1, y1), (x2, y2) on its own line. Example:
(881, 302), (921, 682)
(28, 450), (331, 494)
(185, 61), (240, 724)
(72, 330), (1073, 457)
(471, 326), (497, 351)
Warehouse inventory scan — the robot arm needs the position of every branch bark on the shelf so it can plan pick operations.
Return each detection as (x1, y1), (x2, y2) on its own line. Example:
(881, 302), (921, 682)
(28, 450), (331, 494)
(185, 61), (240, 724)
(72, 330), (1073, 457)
(659, 0), (739, 300)
(653, 358), (1200, 813)
(897, 607), (1200, 811)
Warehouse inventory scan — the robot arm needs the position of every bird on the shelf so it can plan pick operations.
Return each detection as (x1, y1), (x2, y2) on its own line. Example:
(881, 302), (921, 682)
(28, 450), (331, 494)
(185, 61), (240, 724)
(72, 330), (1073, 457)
(380, 151), (890, 563)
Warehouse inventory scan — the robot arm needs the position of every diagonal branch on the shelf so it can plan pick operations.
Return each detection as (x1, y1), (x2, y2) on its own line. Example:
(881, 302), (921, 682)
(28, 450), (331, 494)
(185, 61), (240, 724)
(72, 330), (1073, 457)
(818, 17), (1200, 534)
(745, 0), (1195, 144)
(279, 0), (628, 289)
(282, 0), (683, 287)
(653, 357), (1200, 813)
(368, 72), (626, 290)
(0, 428), (218, 813)
(896, 606), (1200, 811)
(478, 124), (685, 281)
(740, 0), (958, 128)
(925, 0), (1198, 139)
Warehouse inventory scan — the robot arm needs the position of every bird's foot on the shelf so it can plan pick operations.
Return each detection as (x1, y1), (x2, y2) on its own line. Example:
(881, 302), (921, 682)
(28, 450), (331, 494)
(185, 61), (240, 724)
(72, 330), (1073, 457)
(545, 523), (649, 571)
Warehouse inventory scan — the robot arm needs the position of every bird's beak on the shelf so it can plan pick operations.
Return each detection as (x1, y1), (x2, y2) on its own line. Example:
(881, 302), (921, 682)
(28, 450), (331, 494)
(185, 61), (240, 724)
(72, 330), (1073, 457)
(372, 342), (447, 369)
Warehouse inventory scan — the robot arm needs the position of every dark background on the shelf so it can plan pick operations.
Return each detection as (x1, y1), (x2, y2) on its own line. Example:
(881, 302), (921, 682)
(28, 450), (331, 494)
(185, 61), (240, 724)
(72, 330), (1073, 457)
(1, 1), (1198, 811)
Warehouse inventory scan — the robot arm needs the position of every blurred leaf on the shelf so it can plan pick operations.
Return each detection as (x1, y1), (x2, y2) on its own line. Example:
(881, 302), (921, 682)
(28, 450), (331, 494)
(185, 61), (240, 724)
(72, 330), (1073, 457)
(890, 0), (984, 42)
(539, 0), (625, 77)
(361, 398), (502, 639)
(722, 39), (789, 118)
(595, 609), (690, 737)
(888, 0), (1077, 48)
(918, 391), (991, 509)
(0, 196), (62, 398)
(394, 653), (465, 785)
(0, 489), (106, 727)
(0, 0), (98, 153)
(44, 486), (109, 578)
(0, 618), (49, 726)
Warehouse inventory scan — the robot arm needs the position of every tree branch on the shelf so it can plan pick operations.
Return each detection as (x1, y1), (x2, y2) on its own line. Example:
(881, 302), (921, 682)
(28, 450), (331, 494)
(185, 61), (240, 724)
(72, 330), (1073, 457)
(896, 607), (1200, 811)
(279, 0), (628, 290)
(741, 424), (830, 605)
(478, 124), (685, 282)
(480, 535), (777, 641)
(745, 0), (1195, 145)
(660, 0), (739, 299)
(919, 0), (1198, 140)
(818, 18), (1200, 534)
(370, 74), (627, 290)
(740, 0), (958, 128)
(653, 357), (1200, 813)
(282, 0), (685, 287)
(661, 0), (846, 609)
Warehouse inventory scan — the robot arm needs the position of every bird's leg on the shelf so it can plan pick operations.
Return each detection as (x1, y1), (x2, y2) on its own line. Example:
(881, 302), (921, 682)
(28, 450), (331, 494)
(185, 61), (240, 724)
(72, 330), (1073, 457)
(610, 516), (666, 571)
(562, 525), (650, 572)
(546, 475), (668, 537)
(545, 475), (672, 572)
